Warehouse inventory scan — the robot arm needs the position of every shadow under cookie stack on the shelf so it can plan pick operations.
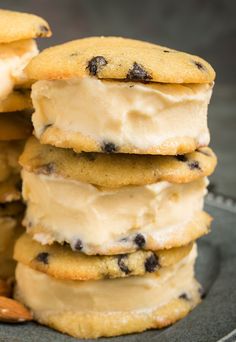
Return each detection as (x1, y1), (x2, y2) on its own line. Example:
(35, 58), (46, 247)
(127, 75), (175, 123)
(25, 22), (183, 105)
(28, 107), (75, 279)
(0, 9), (51, 293)
(14, 37), (217, 339)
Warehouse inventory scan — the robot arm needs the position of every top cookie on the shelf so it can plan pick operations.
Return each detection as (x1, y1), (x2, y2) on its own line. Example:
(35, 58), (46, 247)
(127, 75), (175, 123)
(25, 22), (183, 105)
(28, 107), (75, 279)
(0, 9), (51, 43)
(26, 36), (215, 83)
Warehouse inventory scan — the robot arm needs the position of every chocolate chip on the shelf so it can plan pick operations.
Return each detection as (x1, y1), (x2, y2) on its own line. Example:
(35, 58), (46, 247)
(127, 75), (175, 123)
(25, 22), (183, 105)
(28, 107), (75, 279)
(201, 292), (206, 299)
(87, 56), (107, 76)
(42, 124), (52, 133)
(163, 50), (170, 53)
(198, 287), (206, 299)
(176, 155), (201, 170)
(38, 25), (50, 37)
(101, 142), (117, 153)
(35, 252), (49, 264)
(117, 255), (130, 274)
(144, 254), (159, 272)
(176, 155), (188, 162)
(74, 239), (83, 251)
(81, 152), (97, 161)
(193, 61), (206, 71)
(43, 124), (52, 132)
(179, 293), (190, 301)
(126, 62), (152, 82)
(37, 162), (55, 175)
(134, 234), (146, 248)
(188, 160), (201, 170)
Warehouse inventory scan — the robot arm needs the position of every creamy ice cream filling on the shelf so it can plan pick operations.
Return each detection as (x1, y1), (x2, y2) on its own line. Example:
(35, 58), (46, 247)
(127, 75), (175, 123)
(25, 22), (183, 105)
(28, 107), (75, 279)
(31, 77), (213, 152)
(22, 170), (208, 254)
(0, 39), (38, 101)
(15, 245), (200, 314)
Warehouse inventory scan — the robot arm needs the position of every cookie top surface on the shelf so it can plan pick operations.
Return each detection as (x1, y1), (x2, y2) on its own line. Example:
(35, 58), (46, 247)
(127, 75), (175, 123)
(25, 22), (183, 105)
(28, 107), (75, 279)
(0, 89), (32, 113)
(0, 9), (51, 43)
(20, 137), (217, 188)
(25, 36), (215, 83)
(0, 112), (33, 141)
(14, 233), (193, 280)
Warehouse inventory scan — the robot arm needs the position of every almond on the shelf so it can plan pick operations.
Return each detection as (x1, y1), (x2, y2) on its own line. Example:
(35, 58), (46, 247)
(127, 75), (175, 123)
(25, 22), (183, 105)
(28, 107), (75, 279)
(0, 279), (12, 297)
(0, 296), (33, 323)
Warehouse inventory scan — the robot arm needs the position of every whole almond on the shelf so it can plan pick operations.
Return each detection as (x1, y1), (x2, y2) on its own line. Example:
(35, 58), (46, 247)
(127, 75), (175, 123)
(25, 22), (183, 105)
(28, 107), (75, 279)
(0, 296), (33, 323)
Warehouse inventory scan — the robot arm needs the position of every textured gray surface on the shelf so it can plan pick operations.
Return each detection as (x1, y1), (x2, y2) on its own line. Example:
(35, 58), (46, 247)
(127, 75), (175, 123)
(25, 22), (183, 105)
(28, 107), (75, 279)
(208, 85), (236, 198)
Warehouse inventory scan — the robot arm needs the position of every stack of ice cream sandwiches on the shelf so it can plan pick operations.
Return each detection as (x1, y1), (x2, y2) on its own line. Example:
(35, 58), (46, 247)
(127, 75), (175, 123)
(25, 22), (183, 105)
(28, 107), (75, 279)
(13, 37), (217, 339)
(0, 9), (51, 282)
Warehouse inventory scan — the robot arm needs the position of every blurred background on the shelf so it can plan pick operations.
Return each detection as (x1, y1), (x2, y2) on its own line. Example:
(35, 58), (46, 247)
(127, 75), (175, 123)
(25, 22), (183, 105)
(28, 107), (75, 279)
(1, 0), (235, 198)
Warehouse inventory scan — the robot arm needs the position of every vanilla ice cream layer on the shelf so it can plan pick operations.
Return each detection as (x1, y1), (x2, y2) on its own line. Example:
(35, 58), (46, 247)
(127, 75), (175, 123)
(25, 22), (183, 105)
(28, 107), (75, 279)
(32, 78), (213, 152)
(15, 245), (199, 314)
(0, 39), (38, 101)
(22, 170), (208, 254)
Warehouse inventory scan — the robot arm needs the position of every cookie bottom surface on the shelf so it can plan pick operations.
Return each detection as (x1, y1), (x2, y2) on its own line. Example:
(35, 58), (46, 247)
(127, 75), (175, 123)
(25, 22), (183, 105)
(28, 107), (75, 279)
(39, 125), (204, 155)
(15, 247), (201, 338)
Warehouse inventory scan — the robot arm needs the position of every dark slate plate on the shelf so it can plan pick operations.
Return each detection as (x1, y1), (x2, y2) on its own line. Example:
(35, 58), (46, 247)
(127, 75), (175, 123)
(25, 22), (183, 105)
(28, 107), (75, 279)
(0, 195), (236, 342)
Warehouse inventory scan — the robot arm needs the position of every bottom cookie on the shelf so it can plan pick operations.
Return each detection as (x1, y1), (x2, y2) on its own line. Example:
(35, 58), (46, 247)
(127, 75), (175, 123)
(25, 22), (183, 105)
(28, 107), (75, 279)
(15, 246), (201, 339)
